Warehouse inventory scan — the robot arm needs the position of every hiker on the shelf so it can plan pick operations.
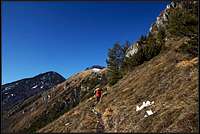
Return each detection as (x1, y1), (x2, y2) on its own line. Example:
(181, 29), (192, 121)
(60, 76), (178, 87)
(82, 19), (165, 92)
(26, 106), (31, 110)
(94, 87), (103, 104)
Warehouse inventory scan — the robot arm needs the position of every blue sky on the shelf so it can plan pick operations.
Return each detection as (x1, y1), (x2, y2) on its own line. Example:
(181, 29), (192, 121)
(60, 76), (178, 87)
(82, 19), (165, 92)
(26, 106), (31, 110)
(2, 1), (169, 84)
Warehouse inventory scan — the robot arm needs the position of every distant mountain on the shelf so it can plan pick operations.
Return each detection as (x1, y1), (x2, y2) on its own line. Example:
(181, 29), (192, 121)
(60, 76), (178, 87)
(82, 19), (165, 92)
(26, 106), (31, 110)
(85, 65), (105, 70)
(1, 71), (66, 111)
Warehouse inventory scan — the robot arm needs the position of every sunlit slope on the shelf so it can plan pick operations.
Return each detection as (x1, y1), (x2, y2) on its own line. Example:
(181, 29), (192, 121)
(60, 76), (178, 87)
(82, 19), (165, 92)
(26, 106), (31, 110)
(4, 68), (107, 133)
(38, 37), (198, 133)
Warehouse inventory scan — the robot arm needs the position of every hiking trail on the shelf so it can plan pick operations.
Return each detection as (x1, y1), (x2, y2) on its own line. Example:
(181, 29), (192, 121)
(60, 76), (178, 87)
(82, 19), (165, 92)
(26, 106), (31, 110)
(91, 103), (105, 133)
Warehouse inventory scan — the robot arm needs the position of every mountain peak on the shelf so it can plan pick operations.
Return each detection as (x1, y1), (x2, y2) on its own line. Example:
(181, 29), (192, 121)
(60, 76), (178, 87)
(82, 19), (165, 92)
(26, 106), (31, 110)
(1, 71), (66, 112)
(85, 65), (105, 70)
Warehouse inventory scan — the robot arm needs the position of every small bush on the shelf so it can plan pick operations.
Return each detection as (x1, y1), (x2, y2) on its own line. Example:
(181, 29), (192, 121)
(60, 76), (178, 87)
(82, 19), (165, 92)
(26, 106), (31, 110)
(178, 34), (198, 57)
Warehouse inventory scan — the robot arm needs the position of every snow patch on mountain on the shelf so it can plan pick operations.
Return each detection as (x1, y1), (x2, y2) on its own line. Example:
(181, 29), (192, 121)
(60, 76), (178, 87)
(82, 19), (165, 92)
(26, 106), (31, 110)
(32, 85), (38, 89)
(85, 65), (105, 70)
(4, 87), (11, 91)
(92, 68), (101, 72)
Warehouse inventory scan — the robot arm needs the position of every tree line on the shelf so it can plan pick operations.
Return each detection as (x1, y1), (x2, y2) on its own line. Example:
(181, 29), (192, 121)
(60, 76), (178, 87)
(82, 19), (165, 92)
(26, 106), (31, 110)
(106, 1), (198, 85)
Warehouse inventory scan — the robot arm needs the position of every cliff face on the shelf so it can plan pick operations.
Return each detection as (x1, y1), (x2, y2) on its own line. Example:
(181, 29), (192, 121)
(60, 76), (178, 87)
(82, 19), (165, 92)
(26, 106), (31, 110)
(38, 37), (198, 133)
(126, 42), (139, 57)
(126, 1), (174, 58)
(150, 0), (197, 35)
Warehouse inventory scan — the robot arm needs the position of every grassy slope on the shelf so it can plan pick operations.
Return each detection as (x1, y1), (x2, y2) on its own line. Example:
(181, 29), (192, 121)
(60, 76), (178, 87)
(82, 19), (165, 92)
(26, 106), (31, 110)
(3, 70), (88, 132)
(38, 37), (198, 133)
(5, 69), (107, 133)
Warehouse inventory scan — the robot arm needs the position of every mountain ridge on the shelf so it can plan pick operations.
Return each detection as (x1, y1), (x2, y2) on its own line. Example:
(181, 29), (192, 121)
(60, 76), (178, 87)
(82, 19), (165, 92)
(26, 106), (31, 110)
(2, 71), (62, 86)
(1, 71), (66, 132)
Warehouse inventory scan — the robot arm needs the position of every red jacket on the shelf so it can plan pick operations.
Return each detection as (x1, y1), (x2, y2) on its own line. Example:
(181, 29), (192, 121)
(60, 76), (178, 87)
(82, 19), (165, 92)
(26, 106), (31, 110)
(95, 89), (102, 97)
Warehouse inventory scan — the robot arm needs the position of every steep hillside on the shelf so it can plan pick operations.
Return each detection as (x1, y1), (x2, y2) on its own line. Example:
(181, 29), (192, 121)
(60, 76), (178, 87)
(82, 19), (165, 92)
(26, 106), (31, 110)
(2, 68), (107, 133)
(38, 37), (198, 133)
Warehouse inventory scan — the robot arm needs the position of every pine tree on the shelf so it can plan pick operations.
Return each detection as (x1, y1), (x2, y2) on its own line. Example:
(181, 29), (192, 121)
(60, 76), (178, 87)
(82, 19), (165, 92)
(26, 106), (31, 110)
(106, 43), (125, 85)
(121, 41), (131, 74)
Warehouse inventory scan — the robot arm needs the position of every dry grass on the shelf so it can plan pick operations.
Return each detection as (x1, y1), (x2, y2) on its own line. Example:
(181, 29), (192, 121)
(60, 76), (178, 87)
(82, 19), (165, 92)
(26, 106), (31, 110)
(3, 68), (107, 133)
(176, 57), (198, 68)
(4, 38), (197, 133)
(38, 38), (198, 133)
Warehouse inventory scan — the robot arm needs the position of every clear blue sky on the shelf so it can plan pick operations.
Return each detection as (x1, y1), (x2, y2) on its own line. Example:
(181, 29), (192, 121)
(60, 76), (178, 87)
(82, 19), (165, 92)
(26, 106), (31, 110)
(2, 1), (169, 84)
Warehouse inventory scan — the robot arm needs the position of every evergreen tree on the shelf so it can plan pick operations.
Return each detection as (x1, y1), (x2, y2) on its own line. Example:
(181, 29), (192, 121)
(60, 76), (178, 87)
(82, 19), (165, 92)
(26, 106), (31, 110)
(121, 41), (131, 74)
(166, 7), (198, 37)
(157, 27), (166, 45)
(106, 43), (125, 85)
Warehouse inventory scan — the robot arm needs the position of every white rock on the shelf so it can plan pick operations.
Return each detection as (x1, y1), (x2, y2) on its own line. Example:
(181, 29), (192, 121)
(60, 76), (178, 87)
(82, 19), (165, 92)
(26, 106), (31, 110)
(149, 25), (153, 32)
(166, 4), (170, 9)
(126, 43), (139, 57)
(163, 13), (168, 21)
(145, 101), (151, 107)
(146, 109), (154, 116)
(136, 105), (140, 111)
(65, 123), (70, 126)
(136, 100), (155, 111)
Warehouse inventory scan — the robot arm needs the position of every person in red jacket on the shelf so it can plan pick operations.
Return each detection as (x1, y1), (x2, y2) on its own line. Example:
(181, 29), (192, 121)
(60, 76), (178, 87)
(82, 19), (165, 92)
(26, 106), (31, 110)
(95, 87), (103, 104)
